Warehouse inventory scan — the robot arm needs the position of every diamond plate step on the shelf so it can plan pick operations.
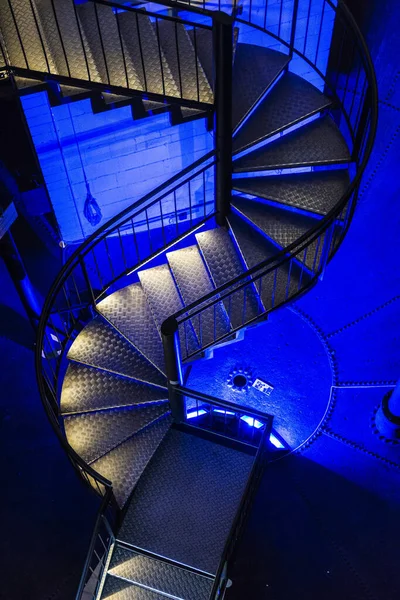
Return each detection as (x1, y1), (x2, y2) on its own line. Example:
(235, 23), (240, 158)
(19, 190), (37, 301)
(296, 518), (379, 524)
(167, 245), (230, 347)
(67, 316), (166, 387)
(188, 27), (213, 88)
(232, 43), (290, 132)
(196, 228), (261, 329)
(108, 545), (214, 600)
(233, 71), (333, 153)
(233, 170), (350, 216)
(119, 428), (254, 575)
(228, 211), (307, 311)
(0, 0), (56, 72)
(157, 20), (213, 104)
(233, 115), (351, 172)
(117, 10), (179, 98)
(138, 264), (199, 356)
(101, 575), (165, 599)
(91, 413), (172, 508)
(61, 363), (167, 415)
(64, 402), (169, 464)
(231, 197), (322, 271)
(97, 284), (165, 376)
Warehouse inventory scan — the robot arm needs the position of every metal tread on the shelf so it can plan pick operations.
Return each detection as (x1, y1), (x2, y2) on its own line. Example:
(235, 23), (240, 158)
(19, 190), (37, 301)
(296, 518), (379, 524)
(196, 228), (261, 329)
(91, 413), (172, 508)
(167, 245), (230, 347)
(97, 284), (166, 376)
(67, 316), (166, 387)
(118, 428), (254, 575)
(117, 10), (179, 98)
(101, 574), (166, 599)
(108, 544), (214, 600)
(60, 363), (167, 415)
(232, 170), (350, 216)
(231, 196), (322, 271)
(138, 264), (199, 356)
(63, 402), (169, 465)
(233, 71), (333, 153)
(232, 43), (290, 132)
(233, 115), (351, 172)
(228, 211), (307, 311)
(157, 19), (213, 104)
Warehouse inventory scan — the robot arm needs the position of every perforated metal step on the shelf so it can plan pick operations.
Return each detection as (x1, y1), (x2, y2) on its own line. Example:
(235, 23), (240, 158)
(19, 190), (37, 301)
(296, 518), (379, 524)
(233, 115), (351, 172)
(118, 428), (254, 575)
(64, 401), (169, 464)
(97, 284), (166, 376)
(167, 245), (230, 347)
(196, 228), (261, 329)
(157, 20), (213, 104)
(228, 211), (307, 311)
(233, 170), (350, 216)
(138, 264), (199, 356)
(117, 10), (179, 98)
(91, 413), (172, 508)
(233, 71), (333, 153)
(67, 316), (166, 387)
(61, 363), (167, 415)
(108, 545), (214, 600)
(232, 43), (290, 131)
(231, 197), (322, 271)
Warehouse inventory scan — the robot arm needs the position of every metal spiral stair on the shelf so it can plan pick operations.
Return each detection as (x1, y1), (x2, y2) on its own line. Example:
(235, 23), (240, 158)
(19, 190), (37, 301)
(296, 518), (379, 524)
(0, 2), (354, 598)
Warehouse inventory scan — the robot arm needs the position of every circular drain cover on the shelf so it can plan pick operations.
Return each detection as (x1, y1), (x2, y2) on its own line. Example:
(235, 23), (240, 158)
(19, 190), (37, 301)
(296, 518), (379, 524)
(233, 374), (247, 388)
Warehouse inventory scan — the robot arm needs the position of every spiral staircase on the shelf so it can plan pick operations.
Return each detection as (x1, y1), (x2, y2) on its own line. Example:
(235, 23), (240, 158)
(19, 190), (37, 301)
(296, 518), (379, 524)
(0, 0), (377, 598)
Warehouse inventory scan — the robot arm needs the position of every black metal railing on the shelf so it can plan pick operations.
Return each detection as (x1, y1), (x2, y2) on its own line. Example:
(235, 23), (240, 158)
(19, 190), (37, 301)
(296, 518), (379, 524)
(35, 151), (216, 498)
(161, 0), (378, 361)
(76, 488), (116, 600)
(0, 0), (213, 108)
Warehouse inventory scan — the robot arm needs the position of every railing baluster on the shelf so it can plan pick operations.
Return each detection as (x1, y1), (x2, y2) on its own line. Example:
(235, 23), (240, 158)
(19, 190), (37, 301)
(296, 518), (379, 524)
(117, 227), (127, 271)
(155, 18), (166, 96)
(115, 8), (129, 88)
(7, 0), (29, 69)
(28, 0), (50, 73)
(72, 0), (91, 80)
(94, 2), (110, 85)
(175, 21), (183, 98)
(136, 13), (147, 92)
(193, 26), (200, 102)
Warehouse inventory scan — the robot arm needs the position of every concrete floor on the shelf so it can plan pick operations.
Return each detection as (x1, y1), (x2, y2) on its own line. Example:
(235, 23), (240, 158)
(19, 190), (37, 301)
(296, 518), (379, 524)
(1, 1), (399, 599)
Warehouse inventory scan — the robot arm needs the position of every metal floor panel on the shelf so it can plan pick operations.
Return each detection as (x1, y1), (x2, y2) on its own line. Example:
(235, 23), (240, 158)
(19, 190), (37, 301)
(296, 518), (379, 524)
(228, 211), (306, 311)
(117, 11), (179, 98)
(67, 316), (166, 388)
(167, 245), (230, 347)
(64, 402), (169, 465)
(232, 43), (290, 131)
(233, 170), (350, 216)
(109, 545), (214, 600)
(196, 228), (261, 329)
(97, 284), (166, 376)
(232, 197), (322, 271)
(233, 115), (351, 172)
(157, 20), (213, 104)
(233, 71), (333, 153)
(101, 574), (165, 599)
(138, 265), (199, 356)
(60, 363), (167, 415)
(118, 428), (254, 575)
(91, 414), (172, 508)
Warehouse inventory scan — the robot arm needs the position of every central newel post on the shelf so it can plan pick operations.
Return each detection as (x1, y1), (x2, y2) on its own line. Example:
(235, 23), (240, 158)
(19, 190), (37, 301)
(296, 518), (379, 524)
(161, 316), (185, 423)
(213, 11), (233, 226)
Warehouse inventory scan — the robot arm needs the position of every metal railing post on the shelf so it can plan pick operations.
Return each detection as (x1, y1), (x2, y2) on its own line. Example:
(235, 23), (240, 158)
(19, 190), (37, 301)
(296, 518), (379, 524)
(161, 316), (185, 423)
(213, 12), (233, 226)
(289, 0), (299, 57)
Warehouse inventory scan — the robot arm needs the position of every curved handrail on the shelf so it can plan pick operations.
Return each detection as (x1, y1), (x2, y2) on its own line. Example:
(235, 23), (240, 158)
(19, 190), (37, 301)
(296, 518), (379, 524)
(169, 0), (378, 359)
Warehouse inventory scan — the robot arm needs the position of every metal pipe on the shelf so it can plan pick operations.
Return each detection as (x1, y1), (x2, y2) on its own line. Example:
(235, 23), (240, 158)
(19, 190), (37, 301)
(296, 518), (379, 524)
(161, 316), (185, 423)
(213, 12), (233, 226)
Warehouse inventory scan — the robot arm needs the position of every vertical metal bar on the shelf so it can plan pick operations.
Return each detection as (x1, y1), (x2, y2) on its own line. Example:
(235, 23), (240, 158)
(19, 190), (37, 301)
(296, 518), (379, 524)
(91, 248), (104, 291)
(131, 218), (140, 261)
(173, 190), (179, 236)
(161, 317), (185, 422)
(136, 13), (147, 92)
(159, 200), (167, 246)
(155, 18), (166, 96)
(73, 0), (91, 80)
(303, 0), (313, 56)
(145, 209), (153, 253)
(271, 268), (277, 307)
(285, 260), (293, 300)
(193, 27), (200, 102)
(104, 236), (115, 280)
(50, 0), (71, 77)
(80, 256), (95, 304)
(278, 0), (284, 39)
(203, 169), (206, 218)
(289, 0), (299, 56)
(94, 2), (110, 85)
(213, 13), (233, 226)
(311, 236), (322, 273)
(188, 180), (192, 225)
(28, 0), (50, 73)
(315, 0), (326, 66)
(175, 21), (183, 97)
(115, 9), (129, 88)
(117, 227), (127, 271)
(7, 0), (29, 69)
